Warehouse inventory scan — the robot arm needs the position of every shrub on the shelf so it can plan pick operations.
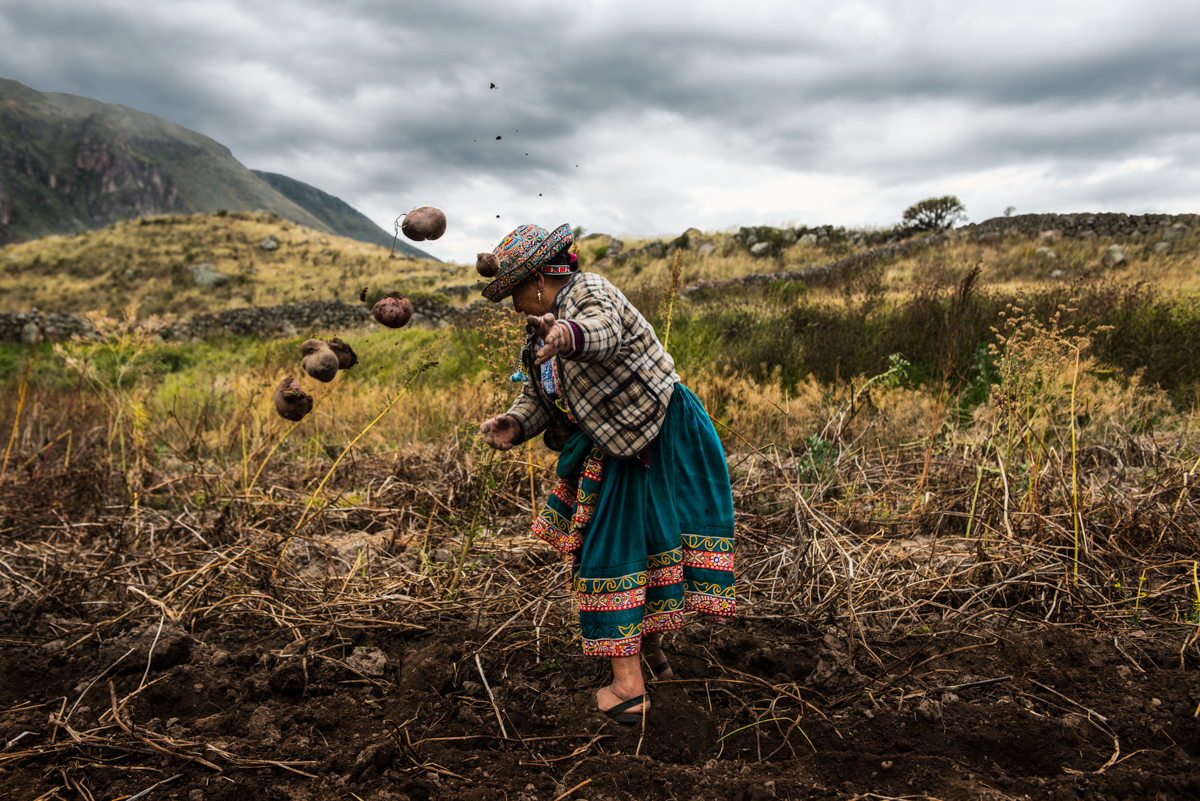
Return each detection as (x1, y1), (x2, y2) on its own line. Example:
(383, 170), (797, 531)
(902, 196), (967, 232)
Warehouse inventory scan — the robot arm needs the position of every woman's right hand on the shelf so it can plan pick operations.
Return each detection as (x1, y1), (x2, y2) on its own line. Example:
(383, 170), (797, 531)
(480, 414), (519, 450)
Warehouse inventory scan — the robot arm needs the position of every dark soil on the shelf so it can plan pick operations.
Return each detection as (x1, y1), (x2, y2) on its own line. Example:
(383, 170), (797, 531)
(2, 611), (1197, 800)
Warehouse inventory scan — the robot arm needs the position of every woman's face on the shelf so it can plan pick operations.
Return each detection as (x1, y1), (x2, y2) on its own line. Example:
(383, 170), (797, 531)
(510, 275), (546, 316)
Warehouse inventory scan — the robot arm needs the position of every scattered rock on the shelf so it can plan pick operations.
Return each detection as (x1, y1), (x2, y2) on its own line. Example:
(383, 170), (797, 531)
(749, 242), (773, 257)
(1050, 269), (1065, 278)
(40, 639), (67, 655)
(1164, 223), (1190, 242)
(1036, 247), (1056, 258)
(259, 235), (279, 251)
(1101, 244), (1126, 267)
(798, 233), (818, 247)
(1154, 241), (1171, 254)
(188, 262), (230, 288)
(1039, 230), (1061, 242)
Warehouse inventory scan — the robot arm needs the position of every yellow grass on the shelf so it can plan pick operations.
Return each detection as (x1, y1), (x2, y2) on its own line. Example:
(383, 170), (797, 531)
(0, 212), (473, 317)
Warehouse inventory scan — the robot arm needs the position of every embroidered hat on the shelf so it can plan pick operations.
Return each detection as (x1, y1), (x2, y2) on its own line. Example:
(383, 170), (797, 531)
(481, 223), (575, 302)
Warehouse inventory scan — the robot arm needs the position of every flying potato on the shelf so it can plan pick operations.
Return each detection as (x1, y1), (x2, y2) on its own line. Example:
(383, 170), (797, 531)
(476, 252), (500, 278)
(372, 291), (413, 329)
(273, 377), (313, 421)
(301, 339), (339, 382)
(401, 206), (447, 241)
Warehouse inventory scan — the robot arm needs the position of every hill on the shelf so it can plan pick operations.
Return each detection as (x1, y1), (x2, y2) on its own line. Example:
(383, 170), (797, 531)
(0, 211), (470, 318)
(0, 78), (433, 259)
(252, 171), (404, 252)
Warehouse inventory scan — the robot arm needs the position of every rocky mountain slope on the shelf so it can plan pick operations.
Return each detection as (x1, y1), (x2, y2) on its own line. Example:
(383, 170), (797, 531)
(0, 78), (431, 259)
(253, 170), (400, 251)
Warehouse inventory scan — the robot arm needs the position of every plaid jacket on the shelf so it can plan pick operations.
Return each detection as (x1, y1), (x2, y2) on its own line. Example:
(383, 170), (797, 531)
(507, 272), (679, 458)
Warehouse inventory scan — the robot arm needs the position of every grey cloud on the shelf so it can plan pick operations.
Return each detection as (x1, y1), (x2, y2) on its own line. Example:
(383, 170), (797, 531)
(2, 0), (1199, 255)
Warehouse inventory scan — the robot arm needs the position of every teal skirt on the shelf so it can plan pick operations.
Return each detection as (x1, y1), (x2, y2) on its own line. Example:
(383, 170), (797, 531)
(532, 385), (736, 657)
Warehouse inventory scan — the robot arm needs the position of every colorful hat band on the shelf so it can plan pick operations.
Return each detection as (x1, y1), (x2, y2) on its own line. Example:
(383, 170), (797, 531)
(482, 223), (575, 302)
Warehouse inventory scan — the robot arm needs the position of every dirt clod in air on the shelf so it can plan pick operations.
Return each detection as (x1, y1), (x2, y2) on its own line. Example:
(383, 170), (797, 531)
(301, 339), (339, 383)
(326, 338), (358, 370)
(273, 377), (313, 421)
(372, 292), (413, 329)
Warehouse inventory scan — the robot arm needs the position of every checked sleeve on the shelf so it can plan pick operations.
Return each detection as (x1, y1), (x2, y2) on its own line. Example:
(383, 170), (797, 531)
(558, 283), (623, 364)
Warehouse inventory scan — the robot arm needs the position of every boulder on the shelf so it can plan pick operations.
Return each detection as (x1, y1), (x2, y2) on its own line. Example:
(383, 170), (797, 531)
(750, 242), (773, 257)
(798, 233), (818, 247)
(1154, 241), (1171, 254)
(1101, 245), (1126, 267)
(259, 235), (280, 251)
(188, 262), (230, 288)
(1164, 223), (1191, 242)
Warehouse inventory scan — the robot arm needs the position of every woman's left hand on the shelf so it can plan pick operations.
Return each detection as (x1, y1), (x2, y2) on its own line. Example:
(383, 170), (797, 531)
(528, 313), (573, 366)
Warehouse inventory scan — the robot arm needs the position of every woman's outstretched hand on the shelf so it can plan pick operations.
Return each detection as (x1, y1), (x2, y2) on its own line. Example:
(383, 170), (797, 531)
(527, 313), (573, 366)
(480, 414), (519, 450)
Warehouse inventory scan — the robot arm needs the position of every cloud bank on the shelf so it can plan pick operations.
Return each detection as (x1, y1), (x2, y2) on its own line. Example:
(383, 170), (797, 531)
(2, 0), (1198, 260)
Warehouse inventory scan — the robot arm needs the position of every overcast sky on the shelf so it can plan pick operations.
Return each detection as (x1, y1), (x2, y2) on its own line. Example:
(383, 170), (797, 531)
(2, 0), (1199, 261)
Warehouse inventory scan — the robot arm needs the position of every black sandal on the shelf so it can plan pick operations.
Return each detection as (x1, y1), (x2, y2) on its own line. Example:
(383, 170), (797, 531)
(602, 693), (648, 726)
(650, 657), (673, 679)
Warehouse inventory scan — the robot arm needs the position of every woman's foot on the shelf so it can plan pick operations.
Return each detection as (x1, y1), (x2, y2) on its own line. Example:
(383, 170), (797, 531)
(642, 633), (675, 679)
(597, 654), (649, 724)
(596, 684), (649, 721)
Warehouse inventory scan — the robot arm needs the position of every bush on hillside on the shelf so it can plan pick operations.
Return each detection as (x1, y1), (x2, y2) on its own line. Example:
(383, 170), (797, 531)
(902, 196), (967, 232)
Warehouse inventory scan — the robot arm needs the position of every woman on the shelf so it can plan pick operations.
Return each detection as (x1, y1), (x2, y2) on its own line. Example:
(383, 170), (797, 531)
(478, 223), (735, 724)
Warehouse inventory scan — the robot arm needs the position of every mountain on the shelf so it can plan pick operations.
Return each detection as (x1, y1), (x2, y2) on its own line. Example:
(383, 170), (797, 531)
(253, 170), (402, 251)
(0, 78), (434, 260)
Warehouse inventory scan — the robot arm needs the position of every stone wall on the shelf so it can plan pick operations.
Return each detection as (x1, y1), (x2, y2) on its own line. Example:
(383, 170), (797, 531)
(681, 212), (1197, 296)
(958, 212), (1197, 241)
(0, 298), (485, 344)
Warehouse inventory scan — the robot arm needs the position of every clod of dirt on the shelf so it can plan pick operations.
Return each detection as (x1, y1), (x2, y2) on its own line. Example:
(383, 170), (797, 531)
(806, 630), (863, 691)
(301, 339), (339, 382)
(372, 292), (413, 329)
(327, 337), (358, 370)
(273, 377), (313, 421)
(401, 207), (447, 241)
(476, 252), (500, 278)
(99, 622), (192, 671)
(1060, 712), (1098, 745)
(399, 640), (452, 695)
(916, 698), (943, 723)
(347, 646), (387, 678)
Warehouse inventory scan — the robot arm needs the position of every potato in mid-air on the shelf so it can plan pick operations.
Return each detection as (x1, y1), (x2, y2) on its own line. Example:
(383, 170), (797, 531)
(401, 206), (447, 241)
(476, 252), (500, 278)
(372, 292), (414, 329)
(301, 339), (340, 382)
(273, 377), (313, 421)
